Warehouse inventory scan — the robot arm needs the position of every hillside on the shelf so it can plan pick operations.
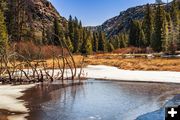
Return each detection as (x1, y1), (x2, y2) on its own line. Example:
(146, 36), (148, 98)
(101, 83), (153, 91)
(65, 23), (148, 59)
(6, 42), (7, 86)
(94, 2), (178, 38)
(6, 0), (67, 41)
(95, 0), (178, 37)
(26, 0), (67, 30)
(100, 5), (147, 37)
(93, 4), (158, 38)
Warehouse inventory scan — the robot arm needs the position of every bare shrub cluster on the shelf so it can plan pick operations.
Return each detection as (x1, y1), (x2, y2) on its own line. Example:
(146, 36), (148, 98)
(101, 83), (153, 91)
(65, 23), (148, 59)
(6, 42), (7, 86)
(13, 41), (69, 59)
(0, 36), (85, 85)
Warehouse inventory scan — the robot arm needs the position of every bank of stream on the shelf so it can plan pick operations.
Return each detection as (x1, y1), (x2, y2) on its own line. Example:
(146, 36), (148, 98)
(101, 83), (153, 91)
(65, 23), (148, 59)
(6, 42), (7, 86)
(20, 80), (180, 120)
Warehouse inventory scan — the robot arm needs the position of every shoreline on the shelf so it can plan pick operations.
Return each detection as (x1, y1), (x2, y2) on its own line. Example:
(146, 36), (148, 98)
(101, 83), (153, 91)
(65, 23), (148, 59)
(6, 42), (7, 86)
(83, 65), (180, 84)
(95, 78), (180, 85)
(0, 65), (180, 119)
(18, 80), (180, 120)
(0, 84), (35, 120)
(1, 84), (180, 120)
(0, 109), (27, 120)
(136, 94), (180, 120)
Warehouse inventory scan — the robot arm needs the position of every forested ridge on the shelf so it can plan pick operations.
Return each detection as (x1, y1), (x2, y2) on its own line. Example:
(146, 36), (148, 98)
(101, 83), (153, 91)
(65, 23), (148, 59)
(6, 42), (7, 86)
(0, 0), (180, 58)
(109, 1), (180, 54)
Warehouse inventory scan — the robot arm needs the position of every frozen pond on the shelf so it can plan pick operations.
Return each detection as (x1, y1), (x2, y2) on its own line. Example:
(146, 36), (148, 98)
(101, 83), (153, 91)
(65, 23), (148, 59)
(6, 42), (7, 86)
(21, 80), (180, 120)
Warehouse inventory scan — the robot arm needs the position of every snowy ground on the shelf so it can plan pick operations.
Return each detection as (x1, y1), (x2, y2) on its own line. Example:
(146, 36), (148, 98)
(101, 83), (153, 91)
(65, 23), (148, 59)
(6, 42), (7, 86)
(17, 65), (180, 84)
(82, 65), (180, 83)
(0, 65), (180, 120)
(0, 84), (35, 120)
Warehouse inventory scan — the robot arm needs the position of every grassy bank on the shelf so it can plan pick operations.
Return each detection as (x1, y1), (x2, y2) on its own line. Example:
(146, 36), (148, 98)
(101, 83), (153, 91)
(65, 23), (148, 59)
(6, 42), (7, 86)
(57, 54), (180, 72)
(83, 54), (180, 72)
(19, 54), (180, 72)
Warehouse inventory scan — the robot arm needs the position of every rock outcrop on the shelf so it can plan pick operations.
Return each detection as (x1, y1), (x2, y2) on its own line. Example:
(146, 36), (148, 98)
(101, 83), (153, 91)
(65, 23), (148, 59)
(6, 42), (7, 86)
(7, 0), (67, 41)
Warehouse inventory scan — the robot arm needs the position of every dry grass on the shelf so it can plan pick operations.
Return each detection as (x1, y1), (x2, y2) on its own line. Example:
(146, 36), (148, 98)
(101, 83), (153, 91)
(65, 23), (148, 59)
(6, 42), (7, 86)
(113, 47), (148, 54)
(83, 54), (180, 72)
(45, 55), (84, 69)
(9, 42), (180, 72)
(11, 54), (180, 72)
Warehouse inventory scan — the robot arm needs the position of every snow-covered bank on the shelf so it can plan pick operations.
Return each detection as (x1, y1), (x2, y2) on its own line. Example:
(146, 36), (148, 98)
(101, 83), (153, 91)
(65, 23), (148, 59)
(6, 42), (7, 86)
(16, 65), (180, 84)
(83, 65), (180, 83)
(0, 65), (179, 119)
(0, 84), (35, 120)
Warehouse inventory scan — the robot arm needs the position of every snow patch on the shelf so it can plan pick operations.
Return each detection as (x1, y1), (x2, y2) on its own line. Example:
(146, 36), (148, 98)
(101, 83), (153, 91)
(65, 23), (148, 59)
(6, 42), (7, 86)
(0, 84), (35, 120)
(83, 65), (180, 83)
(7, 114), (28, 120)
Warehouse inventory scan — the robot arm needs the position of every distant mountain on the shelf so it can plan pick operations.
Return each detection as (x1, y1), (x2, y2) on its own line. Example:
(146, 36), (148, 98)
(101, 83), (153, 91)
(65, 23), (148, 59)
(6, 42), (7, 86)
(92, 1), (180, 38)
(96, 4), (157, 38)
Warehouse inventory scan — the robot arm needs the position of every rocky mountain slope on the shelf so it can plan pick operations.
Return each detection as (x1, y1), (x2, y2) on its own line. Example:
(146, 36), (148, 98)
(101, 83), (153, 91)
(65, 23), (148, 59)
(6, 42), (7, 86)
(26, 0), (67, 29)
(101, 5), (147, 37)
(96, 4), (157, 38)
(94, 1), (179, 38)
(7, 0), (67, 41)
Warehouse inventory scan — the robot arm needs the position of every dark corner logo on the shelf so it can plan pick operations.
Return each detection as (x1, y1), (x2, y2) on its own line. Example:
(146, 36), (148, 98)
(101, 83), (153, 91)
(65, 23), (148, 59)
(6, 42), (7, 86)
(165, 105), (180, 120)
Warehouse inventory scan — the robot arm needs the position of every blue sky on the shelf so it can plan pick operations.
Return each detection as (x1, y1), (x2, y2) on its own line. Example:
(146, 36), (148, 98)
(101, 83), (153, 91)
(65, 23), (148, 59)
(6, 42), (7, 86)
(49, 0), (171, 26)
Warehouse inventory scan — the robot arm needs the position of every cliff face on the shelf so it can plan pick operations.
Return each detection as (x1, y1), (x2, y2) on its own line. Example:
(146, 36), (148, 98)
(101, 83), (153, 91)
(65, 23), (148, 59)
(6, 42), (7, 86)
(26, 0), (67, 28)
(7, 0), (67, 41)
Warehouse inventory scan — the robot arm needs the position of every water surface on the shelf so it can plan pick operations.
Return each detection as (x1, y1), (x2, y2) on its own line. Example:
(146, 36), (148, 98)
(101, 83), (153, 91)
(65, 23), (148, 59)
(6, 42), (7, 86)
(22, 80), (180, 120)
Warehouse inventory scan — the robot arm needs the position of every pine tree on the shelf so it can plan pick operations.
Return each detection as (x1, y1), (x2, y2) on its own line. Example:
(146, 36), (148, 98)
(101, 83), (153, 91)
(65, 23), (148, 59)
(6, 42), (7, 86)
(161, 13), (170, 52)
(68, 16), (82, 53)
(107, 42), (114, 52)
(98, 31), (107, 52)
(0, 9), (8, 54)
(68, 15), (74, 43)
(81, 30), (87, 54)
(110, 35), (119, 49)
(143, 4), (154, 47)
(79, 21), (82, 29)
(66, 36), (74, 52)
(73, 27), (80, 53)
(79, 28), (84, 50)
(92, 32), (98, 52)
(178, 0), (180, 50)
(170, 0), (179, 30)
(139, 28), (146, 47)
(129, 20), (136, 46)
(81, 29), (92, 54)
(152, 4), (166, 52)
(119, 33), (128, 48)
(166, 13), (177, 54)
(85, 37), (93, 54)
(129, 20), (145, 47)
(7, 0), (30, 41)
(170, 0), (179, 50)
(74, 17), (79, 28)
(123, 33), (128, 47)
(53, 18), (64, 45)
